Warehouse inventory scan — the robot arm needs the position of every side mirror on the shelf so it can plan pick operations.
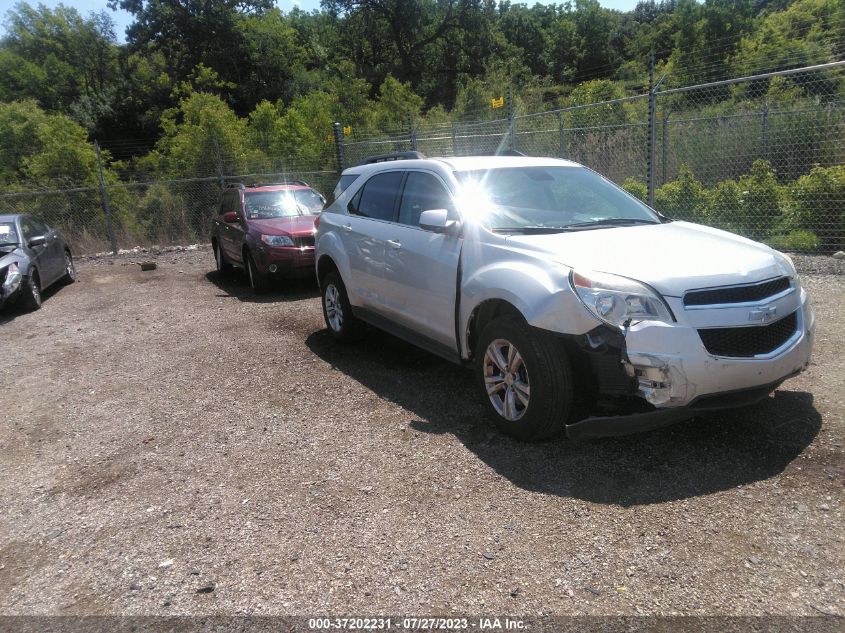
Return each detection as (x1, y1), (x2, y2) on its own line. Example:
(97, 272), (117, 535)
(222, 211), (238, 223)
(28, 235), (47, 247)
(419, 209), (460, 234)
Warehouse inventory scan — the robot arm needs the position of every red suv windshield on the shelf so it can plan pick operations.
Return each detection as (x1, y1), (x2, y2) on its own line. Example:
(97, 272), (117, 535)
(244, 189), (324, 219)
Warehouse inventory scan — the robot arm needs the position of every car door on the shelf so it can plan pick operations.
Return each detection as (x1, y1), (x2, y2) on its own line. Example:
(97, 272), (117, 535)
(379, 170), (463, 349)
(340, 171), (403, 310)
(217, 191), (240, 261)
(37, 218), (66, 284)
(19, 216), (59, 283)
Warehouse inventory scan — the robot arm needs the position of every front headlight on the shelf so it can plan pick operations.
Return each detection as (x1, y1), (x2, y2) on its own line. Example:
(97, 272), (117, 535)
(570, 269), (674, 328)
(261, 234), (294, 247)
(2, 263), (22, 294)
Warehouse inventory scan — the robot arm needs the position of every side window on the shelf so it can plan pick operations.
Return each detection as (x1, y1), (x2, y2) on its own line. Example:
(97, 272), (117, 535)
(29, 218), (48, 235)
(352, 172), (403, 221)
(398, 172), (454, 227)
(19, 217), (35, 241)
(220, 192), (238, 215)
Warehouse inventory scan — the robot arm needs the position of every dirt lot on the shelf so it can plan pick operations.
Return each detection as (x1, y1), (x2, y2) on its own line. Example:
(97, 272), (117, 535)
(1, 246), (843, 618)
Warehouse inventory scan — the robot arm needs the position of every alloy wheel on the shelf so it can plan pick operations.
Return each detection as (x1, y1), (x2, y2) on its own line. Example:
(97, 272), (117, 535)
(324, 284), (343, 332)
(29, 275), (41, 307)
(65, 253), (76, 281)
(483, 338), (530, 421)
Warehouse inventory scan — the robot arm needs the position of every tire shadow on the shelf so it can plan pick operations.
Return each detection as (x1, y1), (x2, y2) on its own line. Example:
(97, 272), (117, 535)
(306, 328), (821, 506)
(205, 270), (319, 303)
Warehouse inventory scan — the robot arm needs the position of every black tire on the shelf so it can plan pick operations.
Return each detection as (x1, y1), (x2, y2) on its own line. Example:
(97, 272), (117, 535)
(245, 250), (269, 294)
(21, 269), (42, 311)
(475, 314), (572, 441)
(61, 250), (76, 285)
(321, 271), (364, 341)
(213, 241), (233, 275)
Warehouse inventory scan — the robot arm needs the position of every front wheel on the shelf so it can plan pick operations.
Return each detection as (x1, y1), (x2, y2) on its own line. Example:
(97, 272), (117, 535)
(61, 250), (76, 284)
(475, 315), (572, 441)
(245, 251), (269, 293)
(321, 271), (364, 341)
(21, 270), (42, 311)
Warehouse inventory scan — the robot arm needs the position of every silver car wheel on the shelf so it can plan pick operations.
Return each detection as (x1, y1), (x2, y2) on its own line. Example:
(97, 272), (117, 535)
(65, 253), (76, 281)
(29, 275), (41, 306)
(324, 283), (343, 332)
(483, 338), (530, 421)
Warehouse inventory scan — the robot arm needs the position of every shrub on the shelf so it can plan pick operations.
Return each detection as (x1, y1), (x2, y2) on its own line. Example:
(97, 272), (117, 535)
(622, 177), (647, 202)
(654, 165), (708, 222)
(766, 229), (820, 252)
(782, 164), (845, 252)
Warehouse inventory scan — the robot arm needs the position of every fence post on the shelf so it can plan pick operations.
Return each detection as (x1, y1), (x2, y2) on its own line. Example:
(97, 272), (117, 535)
(761, 98), (769, 160)
(557, 110), (566, 159)
(647, 51), (656, 206)
(408, 109), (417, 151)
(451, 123), (457, 156)
(333, 122), (346, 174)
(94, 140), (117, 256)
(212, 136), (225, 188)
(662, 111), (670, 186)
(506, 84), (516, 151)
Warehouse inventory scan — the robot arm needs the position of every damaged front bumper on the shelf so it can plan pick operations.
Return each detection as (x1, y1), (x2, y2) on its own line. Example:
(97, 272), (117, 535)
(0, 263), (23, 307)
(564, 287), (815, 439)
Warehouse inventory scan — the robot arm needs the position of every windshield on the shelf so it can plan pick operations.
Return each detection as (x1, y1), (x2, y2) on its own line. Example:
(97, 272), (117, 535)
(0, 222), (19, 246)
(244, 189), (324, 219)
(454, 166), (659, 232)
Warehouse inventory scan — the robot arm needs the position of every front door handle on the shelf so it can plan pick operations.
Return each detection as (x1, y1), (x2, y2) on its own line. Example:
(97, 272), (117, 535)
(387, 239), (401, 250)
(343, 223), (352, 232)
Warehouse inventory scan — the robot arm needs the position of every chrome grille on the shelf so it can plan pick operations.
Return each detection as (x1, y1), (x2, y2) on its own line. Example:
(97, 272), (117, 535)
(684, 277), (791, 307)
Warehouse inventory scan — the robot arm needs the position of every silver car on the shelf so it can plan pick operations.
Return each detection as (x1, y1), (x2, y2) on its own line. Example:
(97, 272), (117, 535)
(0, 213), (76, 311)
(315, 155), (814, 440)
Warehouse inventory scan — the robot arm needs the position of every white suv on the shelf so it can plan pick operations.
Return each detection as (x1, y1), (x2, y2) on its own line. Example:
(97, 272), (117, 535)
(315, 154), (814, 440)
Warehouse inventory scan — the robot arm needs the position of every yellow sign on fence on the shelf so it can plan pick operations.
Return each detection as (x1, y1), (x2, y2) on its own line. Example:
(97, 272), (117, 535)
(343, 125), (352, 136)
(491, 97), (504, 109)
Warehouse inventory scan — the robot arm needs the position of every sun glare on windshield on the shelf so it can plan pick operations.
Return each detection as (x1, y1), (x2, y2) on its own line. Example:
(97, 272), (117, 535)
(455, 166), (659, 232)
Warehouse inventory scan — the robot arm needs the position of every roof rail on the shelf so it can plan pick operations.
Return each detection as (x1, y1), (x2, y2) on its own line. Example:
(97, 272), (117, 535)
(251, 180), (311, 188)
(496, 150), (526, 156)
(359, 151), (426, 166)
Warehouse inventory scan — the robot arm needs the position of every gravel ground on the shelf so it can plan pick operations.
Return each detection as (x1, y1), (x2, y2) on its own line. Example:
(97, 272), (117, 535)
(1, 246), (843, 617)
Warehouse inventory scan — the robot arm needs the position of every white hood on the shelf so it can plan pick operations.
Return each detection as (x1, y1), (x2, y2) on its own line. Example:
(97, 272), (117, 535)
(505, 221), (792, 297)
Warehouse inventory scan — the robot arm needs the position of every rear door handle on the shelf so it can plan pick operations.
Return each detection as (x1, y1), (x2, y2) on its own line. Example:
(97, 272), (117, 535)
(387, 239), (401, 250)
(343, 223), (352, 232)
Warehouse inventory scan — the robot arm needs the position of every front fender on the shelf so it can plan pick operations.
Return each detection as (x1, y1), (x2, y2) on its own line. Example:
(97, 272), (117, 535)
(459, 259), (599, 357)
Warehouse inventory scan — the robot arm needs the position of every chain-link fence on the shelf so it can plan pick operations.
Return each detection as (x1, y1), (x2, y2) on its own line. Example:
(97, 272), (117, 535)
(343, 61), (845, 253)
(2, 61), (843, 254)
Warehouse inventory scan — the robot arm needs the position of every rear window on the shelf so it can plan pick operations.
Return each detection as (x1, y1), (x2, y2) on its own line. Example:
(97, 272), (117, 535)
(244, 190), (322, 219)
(333, 174), (359, 201)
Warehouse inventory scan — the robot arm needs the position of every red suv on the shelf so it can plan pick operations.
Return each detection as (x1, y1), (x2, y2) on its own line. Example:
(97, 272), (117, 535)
(211, 182), (324, 291)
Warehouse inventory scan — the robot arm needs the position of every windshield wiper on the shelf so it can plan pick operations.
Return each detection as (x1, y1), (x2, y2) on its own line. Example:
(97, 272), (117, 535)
(0, 242), (19, 247)
(562, 218), (659, 228)
(493, 226), (574, 234)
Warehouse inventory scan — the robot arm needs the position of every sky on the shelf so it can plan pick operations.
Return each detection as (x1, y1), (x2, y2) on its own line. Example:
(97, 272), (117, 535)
(1, 0), (642, 43)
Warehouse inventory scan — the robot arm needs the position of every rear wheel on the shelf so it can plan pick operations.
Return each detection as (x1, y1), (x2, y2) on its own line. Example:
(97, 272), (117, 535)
(321, 271), (364, 341)
(213, 242), (232, 275)
(245, 250), (269, 293)
(21, 269), (42, 311)
(475, 315), (572, 441)
(61, 250), (76, 284)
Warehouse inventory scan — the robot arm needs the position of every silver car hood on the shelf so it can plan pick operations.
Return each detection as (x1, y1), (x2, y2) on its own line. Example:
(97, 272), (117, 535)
(504, 221), (792, 297)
